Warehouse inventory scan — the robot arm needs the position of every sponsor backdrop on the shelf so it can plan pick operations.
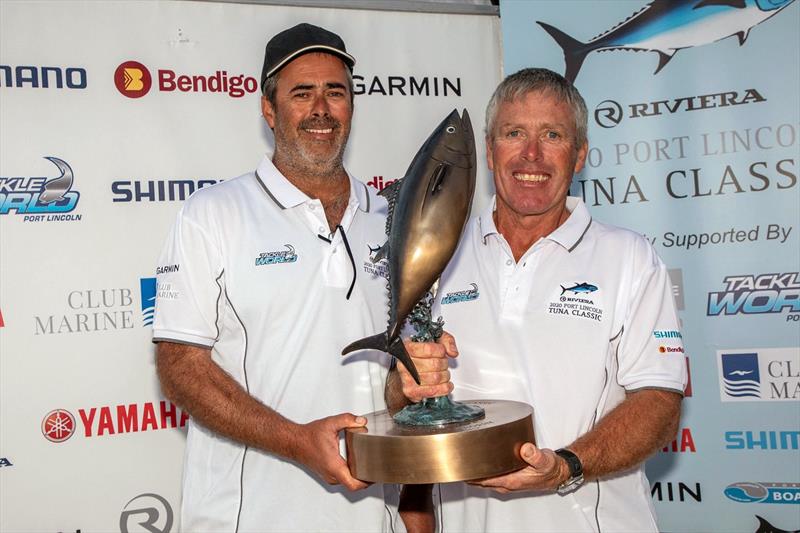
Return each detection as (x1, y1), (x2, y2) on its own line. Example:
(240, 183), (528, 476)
(0, 1), (500, 531)
(501, 1), (800, 532)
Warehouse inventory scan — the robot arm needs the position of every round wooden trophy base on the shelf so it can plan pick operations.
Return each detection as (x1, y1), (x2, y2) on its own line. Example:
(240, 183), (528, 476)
(345, 399), (534, 484)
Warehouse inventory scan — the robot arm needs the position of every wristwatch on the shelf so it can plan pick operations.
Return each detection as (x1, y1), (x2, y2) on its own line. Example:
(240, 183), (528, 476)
(555, 448), (584, 495)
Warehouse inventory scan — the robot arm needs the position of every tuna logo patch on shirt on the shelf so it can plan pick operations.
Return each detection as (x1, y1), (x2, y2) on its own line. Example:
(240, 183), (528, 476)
(255, 245), (297, 266)
(363, 243), (389, 279)
(548, 281), (603, 322)
(441, 283), (479, 305)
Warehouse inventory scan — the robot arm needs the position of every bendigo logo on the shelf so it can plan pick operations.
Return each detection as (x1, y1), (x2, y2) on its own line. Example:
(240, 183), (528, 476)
(114, 61), (152, 98)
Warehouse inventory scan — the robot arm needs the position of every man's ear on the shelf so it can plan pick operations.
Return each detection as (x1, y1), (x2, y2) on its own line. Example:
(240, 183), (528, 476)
(261, 96), (276, 129)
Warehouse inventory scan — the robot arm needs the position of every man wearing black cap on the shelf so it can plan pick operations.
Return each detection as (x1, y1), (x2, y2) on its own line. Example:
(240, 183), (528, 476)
(153, 23), (395, 532)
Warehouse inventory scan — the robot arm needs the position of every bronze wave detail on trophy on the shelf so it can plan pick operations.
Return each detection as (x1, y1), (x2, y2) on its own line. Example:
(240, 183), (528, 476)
(342, 109), (476, 385)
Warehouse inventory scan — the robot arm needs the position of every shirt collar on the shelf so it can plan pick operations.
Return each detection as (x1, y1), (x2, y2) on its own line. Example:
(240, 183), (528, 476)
(477, 195), (592, 252)
(254, 155), (370, 213)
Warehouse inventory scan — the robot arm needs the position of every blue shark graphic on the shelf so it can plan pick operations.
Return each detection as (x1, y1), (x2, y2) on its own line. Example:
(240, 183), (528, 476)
(537, 0), (796, 82)
(140, 277), (156, 327)
(561, 282), (598, 295)
(721, 352), (761, 398)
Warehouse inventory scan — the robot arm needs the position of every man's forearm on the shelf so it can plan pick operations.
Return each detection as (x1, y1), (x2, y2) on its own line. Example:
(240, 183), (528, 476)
(567, 389), (682, 480)
(157, 342), (300, 459)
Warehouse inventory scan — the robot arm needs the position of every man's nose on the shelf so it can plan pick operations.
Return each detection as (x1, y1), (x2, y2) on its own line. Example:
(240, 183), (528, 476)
(521, 138), (541, 161)
(310, 93), (330, 116)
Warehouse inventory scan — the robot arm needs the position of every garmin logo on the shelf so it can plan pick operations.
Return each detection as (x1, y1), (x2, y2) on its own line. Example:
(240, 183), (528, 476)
(594, 89), (765, 128)
(354, 75), (461, 97)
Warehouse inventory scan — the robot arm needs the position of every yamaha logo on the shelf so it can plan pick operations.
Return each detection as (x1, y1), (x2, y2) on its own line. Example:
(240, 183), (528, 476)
(114, 61), (152, 98)
(42, 409), (76, 443)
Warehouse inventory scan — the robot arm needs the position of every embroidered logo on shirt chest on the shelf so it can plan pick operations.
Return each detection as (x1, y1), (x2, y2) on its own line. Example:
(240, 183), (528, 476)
(255, 245), (297, 266)
(441, 283), (480, 305)
(548, 281), (603, 322)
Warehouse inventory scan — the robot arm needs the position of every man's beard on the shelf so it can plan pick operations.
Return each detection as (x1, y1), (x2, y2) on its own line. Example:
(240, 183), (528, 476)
(273, 114), (350, 176)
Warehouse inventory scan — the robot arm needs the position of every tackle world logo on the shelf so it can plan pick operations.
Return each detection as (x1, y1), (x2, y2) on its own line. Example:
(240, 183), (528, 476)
(120, 493), (174, 533)
(549, 282), (603, 322)
(707, 273), (800, 319)
(537, 1), (795, 83)
(114, 61), (152, 98)
(42, 409), (76, 443)
(441, 283), (479, 305)
(725, 482), (800, 504)
(140, 278), (156, 327)
(255, 245), (297, 266)
(1, 157), (82, 220)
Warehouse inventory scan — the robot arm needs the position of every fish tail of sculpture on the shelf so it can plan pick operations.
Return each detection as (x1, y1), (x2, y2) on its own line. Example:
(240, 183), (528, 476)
(342, 332), (388, 356)
(536, 21), (589, 83)
(342, 332), (422, 385)
(387, 336), (421, 385)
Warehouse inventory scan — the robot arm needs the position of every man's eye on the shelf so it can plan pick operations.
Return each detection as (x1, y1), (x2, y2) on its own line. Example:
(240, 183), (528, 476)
(545, 131), (560, 140)
(507, 130), (521, 138)
(293, 92), (309, 99)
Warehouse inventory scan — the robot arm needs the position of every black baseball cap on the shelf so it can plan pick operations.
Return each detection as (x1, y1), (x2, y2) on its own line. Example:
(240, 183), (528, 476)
(261, 23), (355, 91)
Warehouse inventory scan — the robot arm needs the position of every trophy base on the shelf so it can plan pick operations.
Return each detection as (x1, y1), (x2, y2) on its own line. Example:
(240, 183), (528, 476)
(345, 399), (534, 484)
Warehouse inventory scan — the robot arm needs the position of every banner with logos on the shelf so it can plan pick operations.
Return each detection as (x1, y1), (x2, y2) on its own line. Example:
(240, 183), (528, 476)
(0, 1), (501, 531)
(500, 1), (800, 532)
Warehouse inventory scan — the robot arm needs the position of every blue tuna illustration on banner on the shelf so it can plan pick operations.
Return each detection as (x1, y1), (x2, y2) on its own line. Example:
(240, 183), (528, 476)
(538, 0), (796, 82)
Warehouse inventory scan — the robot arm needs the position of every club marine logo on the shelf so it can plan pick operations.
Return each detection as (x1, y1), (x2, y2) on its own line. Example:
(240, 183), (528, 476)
(120, 493), (174, 533)
(718, 348), (800, 402)
(0, 156), (82, 220)
(725, 482), (800, 504)
(721, 352), (761, 399)
(114, 61), (152, 98)
(141, 278), (156, 327)
(42, 409), (76, 443)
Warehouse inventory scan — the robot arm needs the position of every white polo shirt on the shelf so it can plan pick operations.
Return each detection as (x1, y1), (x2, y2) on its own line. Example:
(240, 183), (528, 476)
(153, 156), (394, 532)
(436, 196), (686, 532)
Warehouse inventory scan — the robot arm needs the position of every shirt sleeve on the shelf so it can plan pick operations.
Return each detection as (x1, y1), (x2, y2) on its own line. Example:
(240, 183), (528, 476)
(616, 244), (688, 394)
(152, 203), (224, 348)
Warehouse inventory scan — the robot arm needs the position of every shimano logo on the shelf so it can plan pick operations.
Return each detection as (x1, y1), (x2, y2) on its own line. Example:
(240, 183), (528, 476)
(0, 65), (87, 89)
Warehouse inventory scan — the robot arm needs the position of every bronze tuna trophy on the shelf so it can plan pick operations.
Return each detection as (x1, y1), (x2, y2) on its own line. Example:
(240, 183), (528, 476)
(342, 109), (476, 384)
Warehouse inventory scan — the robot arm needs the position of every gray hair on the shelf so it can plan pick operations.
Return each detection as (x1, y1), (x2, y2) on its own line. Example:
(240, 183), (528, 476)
(262, 58), (355, 107)
(485, 68), (587, 147)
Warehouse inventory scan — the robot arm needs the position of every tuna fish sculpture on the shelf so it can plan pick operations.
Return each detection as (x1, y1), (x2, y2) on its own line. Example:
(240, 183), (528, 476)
(342, 109), (476, 385)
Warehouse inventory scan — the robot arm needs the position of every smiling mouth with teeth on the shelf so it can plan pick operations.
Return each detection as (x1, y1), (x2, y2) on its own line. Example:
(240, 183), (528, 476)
(305, 128), (333, 134)
(513, 172), (549, 182)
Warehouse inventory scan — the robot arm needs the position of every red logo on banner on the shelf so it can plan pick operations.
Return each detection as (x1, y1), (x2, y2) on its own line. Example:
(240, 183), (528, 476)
(42, 409), (76, 443)
(0, 309), (4, 327)
(114, 61), (152, 98)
